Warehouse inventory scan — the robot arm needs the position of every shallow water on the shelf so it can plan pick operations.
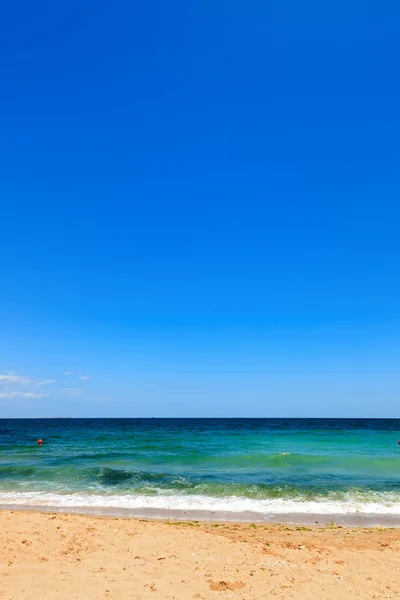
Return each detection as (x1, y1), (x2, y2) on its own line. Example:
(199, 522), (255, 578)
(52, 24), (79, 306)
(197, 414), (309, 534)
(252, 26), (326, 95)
(0, 418), (399, 521)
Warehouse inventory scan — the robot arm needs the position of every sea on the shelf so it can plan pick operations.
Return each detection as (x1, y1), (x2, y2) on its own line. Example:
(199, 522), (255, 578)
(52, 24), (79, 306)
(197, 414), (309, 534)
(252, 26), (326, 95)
(0, 418), (399, 525)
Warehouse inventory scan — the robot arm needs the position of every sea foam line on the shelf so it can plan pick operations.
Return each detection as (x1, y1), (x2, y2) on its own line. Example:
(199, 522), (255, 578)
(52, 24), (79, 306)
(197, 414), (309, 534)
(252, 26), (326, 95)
(0, 491), (399, 516)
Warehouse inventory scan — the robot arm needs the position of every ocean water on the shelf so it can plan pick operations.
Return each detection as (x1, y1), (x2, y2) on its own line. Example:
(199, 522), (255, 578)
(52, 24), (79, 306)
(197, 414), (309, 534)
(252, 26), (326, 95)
(0, 418), (399, 523)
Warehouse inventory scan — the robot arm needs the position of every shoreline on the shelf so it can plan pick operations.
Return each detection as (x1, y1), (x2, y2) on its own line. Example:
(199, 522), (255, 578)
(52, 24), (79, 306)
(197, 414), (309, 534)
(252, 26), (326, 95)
(1, 502), (400, 528)
(1, 509), (399, 599)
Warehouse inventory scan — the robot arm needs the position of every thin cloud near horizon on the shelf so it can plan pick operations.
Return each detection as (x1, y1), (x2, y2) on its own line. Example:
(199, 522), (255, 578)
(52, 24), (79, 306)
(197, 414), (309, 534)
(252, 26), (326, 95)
(0, 373), (55, 401)
(64, 371), (92, 380)
(0, 372), (94, 403)
(0, 374), (55, 386)
(0, 391), (49, 398)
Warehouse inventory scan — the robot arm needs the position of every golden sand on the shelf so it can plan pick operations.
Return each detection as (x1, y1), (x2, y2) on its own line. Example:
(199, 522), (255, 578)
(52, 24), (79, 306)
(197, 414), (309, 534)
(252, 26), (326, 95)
(0, 511), (399, 599)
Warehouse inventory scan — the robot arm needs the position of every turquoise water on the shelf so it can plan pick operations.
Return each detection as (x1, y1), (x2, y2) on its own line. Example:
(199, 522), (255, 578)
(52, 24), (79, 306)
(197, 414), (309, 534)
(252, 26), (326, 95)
(0, 418), (399, 520)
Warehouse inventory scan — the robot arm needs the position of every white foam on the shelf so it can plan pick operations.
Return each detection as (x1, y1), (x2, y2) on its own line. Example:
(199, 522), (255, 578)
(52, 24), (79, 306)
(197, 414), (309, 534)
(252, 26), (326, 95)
(0, 491), (399, 516)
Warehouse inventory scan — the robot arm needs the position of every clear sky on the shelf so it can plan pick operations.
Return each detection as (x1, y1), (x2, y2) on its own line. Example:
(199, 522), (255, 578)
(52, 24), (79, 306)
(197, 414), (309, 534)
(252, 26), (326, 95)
(1, 0), (399, 417)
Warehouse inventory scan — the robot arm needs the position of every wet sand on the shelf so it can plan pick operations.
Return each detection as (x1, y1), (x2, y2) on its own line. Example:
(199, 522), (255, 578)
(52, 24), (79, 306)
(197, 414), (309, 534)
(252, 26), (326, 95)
(0, 510), (399, 599)
(2, 502), (400, 527)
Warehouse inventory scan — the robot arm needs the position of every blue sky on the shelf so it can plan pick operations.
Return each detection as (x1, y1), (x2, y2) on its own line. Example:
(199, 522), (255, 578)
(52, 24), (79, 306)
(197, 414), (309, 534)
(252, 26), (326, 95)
(1, 0), (399, 417)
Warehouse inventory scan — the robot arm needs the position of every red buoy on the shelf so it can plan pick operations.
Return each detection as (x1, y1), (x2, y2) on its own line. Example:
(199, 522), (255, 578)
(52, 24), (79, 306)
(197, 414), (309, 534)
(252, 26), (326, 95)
(37, 439), (43, 445)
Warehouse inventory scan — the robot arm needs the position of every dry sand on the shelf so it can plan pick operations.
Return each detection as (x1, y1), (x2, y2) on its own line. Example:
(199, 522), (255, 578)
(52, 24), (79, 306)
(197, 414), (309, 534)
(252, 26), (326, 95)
(0, 510), (399, 599)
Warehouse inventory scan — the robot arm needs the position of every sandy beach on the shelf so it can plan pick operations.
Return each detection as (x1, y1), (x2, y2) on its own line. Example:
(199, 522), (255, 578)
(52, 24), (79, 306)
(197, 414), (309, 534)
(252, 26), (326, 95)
(0, 511), (399, 599)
